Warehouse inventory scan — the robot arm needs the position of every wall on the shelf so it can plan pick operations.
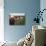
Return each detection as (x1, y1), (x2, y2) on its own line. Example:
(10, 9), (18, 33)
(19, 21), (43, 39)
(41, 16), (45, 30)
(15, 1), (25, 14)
(0, 0), (4, 42)
(4, 0), (40, 42)
(40, 0), (46, 27)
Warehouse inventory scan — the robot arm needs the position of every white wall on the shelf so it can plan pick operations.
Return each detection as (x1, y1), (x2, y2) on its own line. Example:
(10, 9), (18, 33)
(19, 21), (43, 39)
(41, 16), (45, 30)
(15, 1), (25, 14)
(0, 0), (4, 42)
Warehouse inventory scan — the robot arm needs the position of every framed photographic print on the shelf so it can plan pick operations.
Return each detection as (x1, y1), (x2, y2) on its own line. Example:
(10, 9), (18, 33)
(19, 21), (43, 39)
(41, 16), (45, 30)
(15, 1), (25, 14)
(9, 13), (25, 25)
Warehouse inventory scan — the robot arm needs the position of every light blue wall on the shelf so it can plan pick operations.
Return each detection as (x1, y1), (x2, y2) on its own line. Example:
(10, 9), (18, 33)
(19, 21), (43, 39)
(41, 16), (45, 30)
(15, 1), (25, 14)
(40, 0), (46, 27)
(4, 0), (40, 42)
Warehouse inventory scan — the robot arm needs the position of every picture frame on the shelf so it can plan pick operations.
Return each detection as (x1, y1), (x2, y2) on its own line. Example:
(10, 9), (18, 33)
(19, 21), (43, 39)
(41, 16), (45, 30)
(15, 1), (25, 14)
(9, 13), (25, 25)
